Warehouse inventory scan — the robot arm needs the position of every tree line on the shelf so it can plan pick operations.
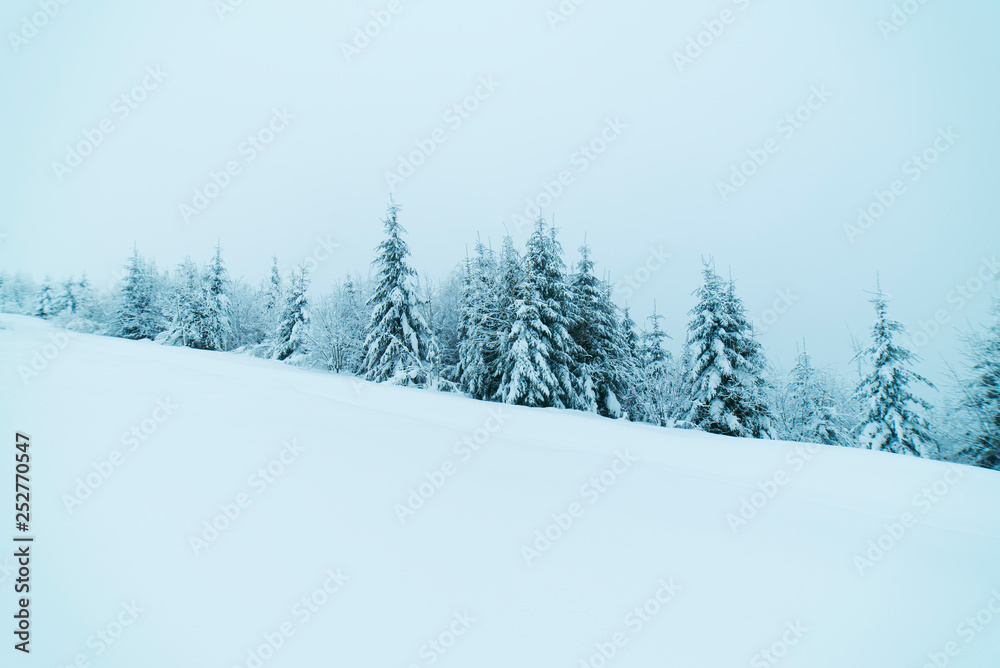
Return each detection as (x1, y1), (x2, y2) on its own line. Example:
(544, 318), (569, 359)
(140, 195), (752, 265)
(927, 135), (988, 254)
(2, 201), (996, 470)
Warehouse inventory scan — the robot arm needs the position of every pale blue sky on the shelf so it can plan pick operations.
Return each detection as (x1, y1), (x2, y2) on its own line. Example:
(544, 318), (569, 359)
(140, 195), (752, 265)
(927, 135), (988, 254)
(1, 0), (998, 376)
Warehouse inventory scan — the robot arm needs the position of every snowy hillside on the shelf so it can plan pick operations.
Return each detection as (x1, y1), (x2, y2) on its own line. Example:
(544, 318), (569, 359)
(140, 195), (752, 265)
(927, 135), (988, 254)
(2, 314), (999, 667)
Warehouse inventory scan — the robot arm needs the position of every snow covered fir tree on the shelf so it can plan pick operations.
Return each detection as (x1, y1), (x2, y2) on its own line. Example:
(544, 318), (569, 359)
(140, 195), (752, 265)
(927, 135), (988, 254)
(2, 202), (997, 471)
(852, 281), (936, 456)
(360, 199), (436, 386)
(676, 262), (774, 438)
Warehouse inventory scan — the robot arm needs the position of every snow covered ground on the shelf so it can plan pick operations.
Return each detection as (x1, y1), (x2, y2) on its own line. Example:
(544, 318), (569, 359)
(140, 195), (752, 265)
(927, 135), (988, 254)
(2, 313), (999, 667)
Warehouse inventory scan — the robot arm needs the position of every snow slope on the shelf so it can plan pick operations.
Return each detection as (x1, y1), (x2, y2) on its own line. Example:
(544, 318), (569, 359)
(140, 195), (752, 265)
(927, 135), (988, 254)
(2, 314), (999, 668)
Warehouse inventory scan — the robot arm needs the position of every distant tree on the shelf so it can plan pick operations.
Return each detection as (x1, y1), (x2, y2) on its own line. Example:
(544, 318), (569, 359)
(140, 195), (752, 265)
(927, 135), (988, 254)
(457, 241), (502, 399)
(952, 297), (1000, 468)
(616, 305), (651, 422)
(310, 275), (367, 373)
(272, 265), (310, 361)
(56, 276), (79, 315)
(639, 302), (673, 425)
(203, 244), (231, 351)
(2, 273), (34, 314)
(226, 279), (270, 350)
(264, 255), (283, 314)
(115, 245), (164, 340)
(421, 270), (461, 384)
(774, 343), (851, 445)
(163, 258), (210, 349)
(853, 281), (935, 456)
(34, 276), (56, 318)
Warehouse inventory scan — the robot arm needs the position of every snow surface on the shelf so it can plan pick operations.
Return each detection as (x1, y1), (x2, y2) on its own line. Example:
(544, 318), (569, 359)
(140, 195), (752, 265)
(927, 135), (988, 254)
(2, 314), (999, 667)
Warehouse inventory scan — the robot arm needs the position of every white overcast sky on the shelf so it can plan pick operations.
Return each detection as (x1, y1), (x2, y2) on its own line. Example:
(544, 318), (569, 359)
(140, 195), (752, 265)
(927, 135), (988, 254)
(1, 0), (998, 377)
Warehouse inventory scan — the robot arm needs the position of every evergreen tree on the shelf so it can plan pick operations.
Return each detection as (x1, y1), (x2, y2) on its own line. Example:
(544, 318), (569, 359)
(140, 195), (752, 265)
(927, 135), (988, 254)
(621, 305), (640, 359)
(570, 242), (625, 417)
(783, 344), (841, 445)
(496, 219), (582, 409)
(853, 282), (935, 455)
(498, 234), (523, 316)
(337, 275), (368, 373)
(310, 274), (368, 372)
(361, 200), (435, 385)
(76, 274), (93, 314)
(678, 262), (773, 438)
(225, 278), (271, 350)
(957, 298), (1000, 468)
(457, 241), (502, 400)
(273, 266), (310, 361)
(615, 305), (646, 422)
(57, 276), (79, 315)
(638, 302), (673, 425)
(264, 255), (283, 313)
(115, 246), (164, 340)
(164, 258), (210, 349)
(8, 274), (32, 313)
(203, 244), (231, 351)
(722, 278), (775, 438)
(34, 277), (56, 318)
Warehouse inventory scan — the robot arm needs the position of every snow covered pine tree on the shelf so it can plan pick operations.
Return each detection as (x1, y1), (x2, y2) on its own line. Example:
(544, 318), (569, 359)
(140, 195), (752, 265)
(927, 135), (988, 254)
(361, 200), (436, 386)
(457, 240), (502, 400)
(116, 245), (164, 340)
(203, 244), (232, 351)
(495, 219), (583, 409)
(853, 281), (935, 455)
(957, 296), (1000, 468)
(272, 265), (310, 362)
(570, 241), (626, 417)
(678, 261), (774, 438)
